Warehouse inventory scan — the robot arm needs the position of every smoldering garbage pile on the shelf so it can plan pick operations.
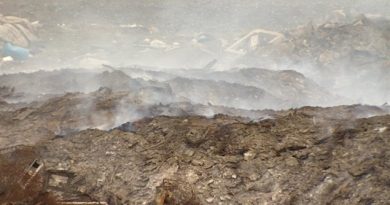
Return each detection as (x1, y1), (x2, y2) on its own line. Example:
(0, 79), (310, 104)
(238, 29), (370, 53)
(1, 12), (390, 205)
(0, 67), (340, 148)
(0, 66), (390, 204)
(1, 105), (390, 204)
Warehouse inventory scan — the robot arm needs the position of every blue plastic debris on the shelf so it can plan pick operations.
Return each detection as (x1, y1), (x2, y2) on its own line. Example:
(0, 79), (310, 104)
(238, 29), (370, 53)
(2, 42), (30, 61)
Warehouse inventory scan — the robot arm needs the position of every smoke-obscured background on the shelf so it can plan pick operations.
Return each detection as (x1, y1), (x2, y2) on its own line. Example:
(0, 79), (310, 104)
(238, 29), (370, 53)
(0, 0), (389, 110)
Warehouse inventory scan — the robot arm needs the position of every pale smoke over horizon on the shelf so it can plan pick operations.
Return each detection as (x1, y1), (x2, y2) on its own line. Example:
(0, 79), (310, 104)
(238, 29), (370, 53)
(0, 0), (389, 108)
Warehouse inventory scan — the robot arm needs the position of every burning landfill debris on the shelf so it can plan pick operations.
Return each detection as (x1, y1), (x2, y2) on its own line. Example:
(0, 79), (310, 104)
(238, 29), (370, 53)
(1, 1), (390, 204)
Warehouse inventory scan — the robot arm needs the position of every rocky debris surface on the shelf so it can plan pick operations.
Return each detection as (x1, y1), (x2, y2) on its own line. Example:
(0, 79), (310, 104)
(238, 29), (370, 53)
(0, 83), (389, 204)
(0, 81), (389, 204)
(0, 88), (278, 149)
(34, 106), (390, 204)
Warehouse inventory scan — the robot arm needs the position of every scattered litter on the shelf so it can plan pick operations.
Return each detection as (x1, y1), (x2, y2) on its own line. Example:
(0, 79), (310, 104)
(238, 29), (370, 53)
(0, 14), (39, 47)
(375, 127), (387, 133)
(2, 42), (30, 61)
(2, 56), (13, 62)
(225, 29), (285, 55)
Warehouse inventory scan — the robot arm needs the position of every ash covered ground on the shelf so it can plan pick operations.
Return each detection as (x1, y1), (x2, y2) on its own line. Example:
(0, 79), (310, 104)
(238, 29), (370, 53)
(1, 1), (390, 205)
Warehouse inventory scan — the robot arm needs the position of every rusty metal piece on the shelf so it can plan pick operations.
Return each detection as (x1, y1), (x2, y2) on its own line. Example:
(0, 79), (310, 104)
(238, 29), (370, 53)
(17, 159), (44, 189)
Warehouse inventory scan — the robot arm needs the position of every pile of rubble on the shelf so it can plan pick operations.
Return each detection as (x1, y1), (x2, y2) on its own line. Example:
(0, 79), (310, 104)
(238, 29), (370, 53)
(0, 87), (279, 149)
(1, 104), (390, 204)
(0, 66), (387, 203)
(241, 14), (390, 68)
